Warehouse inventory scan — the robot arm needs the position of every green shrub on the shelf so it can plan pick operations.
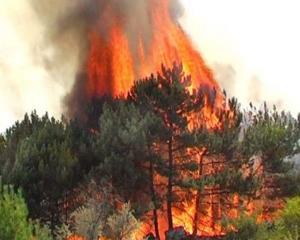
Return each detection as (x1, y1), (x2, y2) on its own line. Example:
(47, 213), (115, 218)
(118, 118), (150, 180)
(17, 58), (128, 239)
(0, 184), (32, 240)
(0, 183), (53, 240)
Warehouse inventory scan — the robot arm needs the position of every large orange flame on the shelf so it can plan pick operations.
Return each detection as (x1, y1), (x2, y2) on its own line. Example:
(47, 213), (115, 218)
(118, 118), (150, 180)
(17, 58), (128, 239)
(85, 0), (227, 239)
(86, 0), (220, 98)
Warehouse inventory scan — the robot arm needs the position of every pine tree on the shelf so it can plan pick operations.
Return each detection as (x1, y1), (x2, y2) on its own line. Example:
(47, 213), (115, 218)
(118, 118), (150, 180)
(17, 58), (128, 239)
(0, 134), (6, 172)
(105, 203), (140, 240)
(129, 63), (204, 230)
(95, 100), (164, 238)
(1, 111), (43, 180)
(181, 97), (259, 235)
(0, 181), (52, 240)
(12, 116), (79, 229)
(0, 184), (32, 240)
(241, 104), (300, 217)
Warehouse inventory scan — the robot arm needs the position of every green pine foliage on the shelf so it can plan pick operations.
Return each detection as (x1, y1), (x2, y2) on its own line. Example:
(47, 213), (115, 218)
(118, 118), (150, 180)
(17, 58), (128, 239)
(277, 197), (300, 237)
(1, 111), (45, 180)
(105, 203), (140, 240)
(96, 102), (161, 201)
(242, 104), (300, 174)
(71, 183), (115, 240)
(0, 184), (32, 240)
(1, 65), (300, 239)
(0, 183), (52, 240)
(11, 115), (80, 227)
(129, 63), (205, 229)
(224, 196), (300, 240)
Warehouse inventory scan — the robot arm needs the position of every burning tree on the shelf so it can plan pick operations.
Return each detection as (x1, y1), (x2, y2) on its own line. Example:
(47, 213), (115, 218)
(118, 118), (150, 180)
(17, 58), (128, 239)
(125, 64), (259, 238)
(0, 0), (300, 237)
(1, 65), (300, 240)
(187, 97), (259, 236)
(241, 105), (300, 220)
(129, 64), (205, 233)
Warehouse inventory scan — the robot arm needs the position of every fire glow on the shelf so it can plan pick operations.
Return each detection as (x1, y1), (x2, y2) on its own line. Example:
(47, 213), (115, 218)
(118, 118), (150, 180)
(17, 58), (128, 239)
(77, 0), (253, 239)
(86, 0), (220, 98)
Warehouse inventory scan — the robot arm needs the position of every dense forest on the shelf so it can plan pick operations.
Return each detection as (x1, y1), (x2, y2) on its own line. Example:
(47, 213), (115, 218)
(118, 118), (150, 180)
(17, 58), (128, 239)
(1, 64), (300, 240)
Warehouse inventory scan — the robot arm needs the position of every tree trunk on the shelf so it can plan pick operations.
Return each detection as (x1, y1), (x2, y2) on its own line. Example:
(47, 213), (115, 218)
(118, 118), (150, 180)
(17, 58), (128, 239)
(193, 150), (206, 236)
(65, 192), (68, 222)
(167, 137), (174, 230)
(150, 158), (160, 240)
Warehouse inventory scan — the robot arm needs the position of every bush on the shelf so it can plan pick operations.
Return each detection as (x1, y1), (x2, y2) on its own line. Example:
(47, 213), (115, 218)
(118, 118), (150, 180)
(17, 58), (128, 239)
(280, 197), (300, 230)
(0, 184), (32, 239)
(32, 221), (53, 240)
(0, 183), (53, 240)
(270, 196), (300, 240)
(105, 203), (140, 240)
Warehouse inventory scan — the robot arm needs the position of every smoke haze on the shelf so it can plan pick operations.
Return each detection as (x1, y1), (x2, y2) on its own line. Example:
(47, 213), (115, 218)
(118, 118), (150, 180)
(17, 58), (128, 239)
(1, 0), (300, 131)
(0, 0), (185, 131)
(180, 0), (300, 114)
(64, 0), (186, 120)
(0, 0), (84, 131)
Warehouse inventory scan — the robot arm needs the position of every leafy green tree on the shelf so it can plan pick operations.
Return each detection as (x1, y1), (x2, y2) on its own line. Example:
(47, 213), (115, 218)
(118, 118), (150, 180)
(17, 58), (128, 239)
(278, 197), (300, 235)
(71, 186), (114, 240)
(96, 103), (159, 197)
(31, 220), (53, 240)
(0, 134), (6, 171)
(0, 112), (46, 181)
(242, 104), (300, 175)
(69, 181), (140, 240)
(66, 119), (98, 176)
(221, 105), (300, 240)
(0, 184), (32, 240)
(241, 104), (300, 216)
(225, 196), (300, 240)
(187, 97), (259, 235)
(129, 63), (204, 230)
(105, 203), (140, 240)
(96, 101), (163, 238)
(0, 112), (96, 227)
(72, 199), (109, 240)
(0, 182), (53, 240)
(12, 117), (79, 228)
(0, 134), (5, 152)
(223, 213), (270, 240)
(97, 103), (148, 199)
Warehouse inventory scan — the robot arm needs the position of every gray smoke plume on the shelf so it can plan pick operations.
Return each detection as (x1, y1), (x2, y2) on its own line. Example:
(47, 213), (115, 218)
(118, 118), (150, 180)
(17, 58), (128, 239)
(0, 1), (92, 131)
(0, 0), (185, 130)
(54, 0), (185, 120)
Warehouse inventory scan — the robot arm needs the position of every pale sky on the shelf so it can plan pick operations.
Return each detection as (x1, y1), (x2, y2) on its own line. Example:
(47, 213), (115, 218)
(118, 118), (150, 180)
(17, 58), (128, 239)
(1, 0), (300, 132)
(180, 0), (300, 114)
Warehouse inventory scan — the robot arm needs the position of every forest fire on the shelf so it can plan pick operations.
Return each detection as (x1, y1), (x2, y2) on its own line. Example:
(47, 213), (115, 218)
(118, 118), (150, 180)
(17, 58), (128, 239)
(1, 1), (300, 240)
(66, 0), (284, 239)
(86, 0), (220, 98)
(84, 0), (225, 238)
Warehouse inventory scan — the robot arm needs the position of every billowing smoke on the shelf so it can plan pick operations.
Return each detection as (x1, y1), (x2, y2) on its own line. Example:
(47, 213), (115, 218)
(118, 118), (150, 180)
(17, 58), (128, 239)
(0, 0), (88, 131)
(0, 0), (184, 130)
(63, 0), (187, 121)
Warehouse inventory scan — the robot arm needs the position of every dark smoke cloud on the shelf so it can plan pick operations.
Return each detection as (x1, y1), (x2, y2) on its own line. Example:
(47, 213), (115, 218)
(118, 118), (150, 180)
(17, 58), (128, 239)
(29, 0), (184, 64)
(0, 0), (185, 129)
(28, 0), (98, 121)
(29, 0), (96, 73)
(45, 0), (184, 121)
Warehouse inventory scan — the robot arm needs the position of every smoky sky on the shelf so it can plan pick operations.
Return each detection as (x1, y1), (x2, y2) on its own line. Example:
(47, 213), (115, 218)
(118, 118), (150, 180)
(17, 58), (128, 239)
(29, 0), (184, 70)
(28, 0), (184, 121)
(0, 0), (184, 131)
(1, 0), (276, 132)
